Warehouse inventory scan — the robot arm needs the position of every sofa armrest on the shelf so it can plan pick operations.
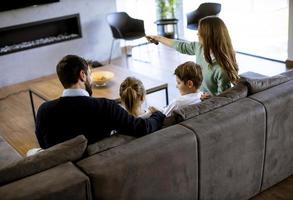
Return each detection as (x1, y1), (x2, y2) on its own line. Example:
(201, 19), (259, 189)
(240, 71), (268, 79)
(0, 162), (92, 200)
(240, 71), (290, 94)
(0, 135), (87, 186)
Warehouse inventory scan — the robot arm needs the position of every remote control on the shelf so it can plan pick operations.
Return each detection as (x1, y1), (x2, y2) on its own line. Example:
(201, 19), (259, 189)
(146, 36), (159, 45)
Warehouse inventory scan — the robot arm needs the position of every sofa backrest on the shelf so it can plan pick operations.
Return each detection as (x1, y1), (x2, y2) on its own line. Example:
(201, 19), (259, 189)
(249, 79), (293, 191)
(87, 134), (135, 156)
(180, 98), (266, 200)
(77, 125), (199, 200)
(173, 82), (248, 122)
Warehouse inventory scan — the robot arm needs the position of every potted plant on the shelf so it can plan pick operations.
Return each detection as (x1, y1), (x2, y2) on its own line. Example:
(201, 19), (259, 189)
(155, 0), (178, 38)
(156, 0), (176, 19)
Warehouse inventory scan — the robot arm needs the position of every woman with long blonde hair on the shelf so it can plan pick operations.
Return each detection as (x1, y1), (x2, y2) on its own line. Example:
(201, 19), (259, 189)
(147, 16), (239, 96)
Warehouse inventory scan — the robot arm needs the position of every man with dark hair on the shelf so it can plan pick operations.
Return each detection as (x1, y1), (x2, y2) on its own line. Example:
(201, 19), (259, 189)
(35, 55), (165, 149)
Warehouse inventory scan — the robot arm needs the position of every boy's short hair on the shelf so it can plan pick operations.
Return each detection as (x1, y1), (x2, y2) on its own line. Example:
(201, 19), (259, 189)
(174, 61), (203, 89)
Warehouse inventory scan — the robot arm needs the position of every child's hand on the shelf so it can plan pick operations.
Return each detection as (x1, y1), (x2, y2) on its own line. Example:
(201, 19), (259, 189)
(200, 92), (211, 101)
(148, 106), (159, 113)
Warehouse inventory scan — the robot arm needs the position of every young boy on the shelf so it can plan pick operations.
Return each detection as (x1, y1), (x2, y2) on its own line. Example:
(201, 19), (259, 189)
(163, 61), (203, 117)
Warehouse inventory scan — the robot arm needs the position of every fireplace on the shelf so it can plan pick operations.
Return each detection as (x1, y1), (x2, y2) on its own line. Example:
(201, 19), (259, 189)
(0, 14), (82, 56)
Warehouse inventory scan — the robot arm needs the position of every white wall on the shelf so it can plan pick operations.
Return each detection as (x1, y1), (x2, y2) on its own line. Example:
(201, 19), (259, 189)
(288, 0), (293, 61)
(0, 0), (119, 87)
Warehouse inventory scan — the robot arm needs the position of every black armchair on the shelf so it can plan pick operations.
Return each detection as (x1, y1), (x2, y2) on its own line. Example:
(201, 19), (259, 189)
(187, 3), (221, 30)
(106, 12), (146, 64)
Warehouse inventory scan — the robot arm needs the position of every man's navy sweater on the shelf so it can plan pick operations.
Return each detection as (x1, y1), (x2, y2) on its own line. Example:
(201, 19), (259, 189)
(35, 96), (165, 148)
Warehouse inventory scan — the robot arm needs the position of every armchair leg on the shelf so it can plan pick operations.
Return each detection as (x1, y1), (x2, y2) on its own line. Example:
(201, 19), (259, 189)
(108, 39), (115, 64)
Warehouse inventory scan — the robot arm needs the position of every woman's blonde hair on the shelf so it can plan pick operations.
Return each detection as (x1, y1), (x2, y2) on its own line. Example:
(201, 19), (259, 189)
(199, 16), (239, 84)
(119, 77), (146, 117)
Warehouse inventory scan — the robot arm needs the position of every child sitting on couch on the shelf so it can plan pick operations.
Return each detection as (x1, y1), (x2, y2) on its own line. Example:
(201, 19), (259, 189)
(119, 77), (153, 118)
(163, 61), (203, 117)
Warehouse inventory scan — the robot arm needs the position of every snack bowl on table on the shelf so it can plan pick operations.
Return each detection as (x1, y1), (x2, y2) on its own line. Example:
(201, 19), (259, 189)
(91, 71), (114, 87)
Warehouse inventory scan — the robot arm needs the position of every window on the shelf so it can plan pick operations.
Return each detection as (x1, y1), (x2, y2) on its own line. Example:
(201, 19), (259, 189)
(183, 0), (288, 61)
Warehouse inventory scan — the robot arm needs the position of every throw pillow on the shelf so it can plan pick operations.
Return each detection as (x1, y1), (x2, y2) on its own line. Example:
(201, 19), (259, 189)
(0, 135), (87, 186)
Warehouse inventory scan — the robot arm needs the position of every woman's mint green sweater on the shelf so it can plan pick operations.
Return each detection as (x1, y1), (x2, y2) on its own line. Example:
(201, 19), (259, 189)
(172, 40), (231, 95)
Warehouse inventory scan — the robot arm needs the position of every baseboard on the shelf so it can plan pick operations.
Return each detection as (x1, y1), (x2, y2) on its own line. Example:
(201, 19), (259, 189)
(286, 59), (293, 69)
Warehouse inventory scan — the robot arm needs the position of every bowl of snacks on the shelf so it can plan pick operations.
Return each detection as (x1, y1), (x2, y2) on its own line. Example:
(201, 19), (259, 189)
(91, 70), (114, 87)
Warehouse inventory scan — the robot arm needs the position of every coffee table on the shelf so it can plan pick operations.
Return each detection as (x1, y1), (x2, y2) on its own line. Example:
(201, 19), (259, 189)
(29, 65), (168, 123)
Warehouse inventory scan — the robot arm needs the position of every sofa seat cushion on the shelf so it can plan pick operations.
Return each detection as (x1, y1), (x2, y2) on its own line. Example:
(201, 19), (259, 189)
(0, 135), (87, 186)
(0, 136), (22, 168)
(87, 134), (135, 156)
(0, 162), (91, 200)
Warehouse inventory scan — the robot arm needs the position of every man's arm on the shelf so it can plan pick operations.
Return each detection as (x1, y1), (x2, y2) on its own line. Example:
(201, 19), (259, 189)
(104, 99), (166, 137)
(35, 103), (47, 149)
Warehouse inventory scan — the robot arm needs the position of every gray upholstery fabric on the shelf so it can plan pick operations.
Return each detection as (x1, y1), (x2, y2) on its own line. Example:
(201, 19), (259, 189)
(0, 135), (87, 186)
(87, 134), (135, 156)
(162, 114), (181, 128)
(250, 80), (293, 191)
(78, 125), (199, 200)
(0, 162), (92, 200)
(173, 82), (247, 121)
(218, 82), (248, 101)
(240, 71), (268, 79)
(181, 98), (266, 200)
(0, 136), (22, 169)
(280, 69), (293, 79)
(174, 96), (232, 120)
(243, 74), (290, 94)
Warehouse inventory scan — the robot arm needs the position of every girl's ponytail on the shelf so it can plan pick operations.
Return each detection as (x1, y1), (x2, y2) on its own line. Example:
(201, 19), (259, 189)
(122, 87), (138, 116)
(119, 77), (146, 117)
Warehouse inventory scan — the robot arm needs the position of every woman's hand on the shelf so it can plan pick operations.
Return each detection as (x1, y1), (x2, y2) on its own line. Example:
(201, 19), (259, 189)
(145, 36), (159, 45)
(145, 35), (174, 47)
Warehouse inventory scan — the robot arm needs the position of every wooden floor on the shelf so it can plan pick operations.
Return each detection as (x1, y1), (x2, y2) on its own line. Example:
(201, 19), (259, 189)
(0, 44), (292, 199)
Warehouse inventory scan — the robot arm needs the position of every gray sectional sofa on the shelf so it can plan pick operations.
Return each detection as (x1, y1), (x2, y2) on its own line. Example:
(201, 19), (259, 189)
(0, 69), (293, 200)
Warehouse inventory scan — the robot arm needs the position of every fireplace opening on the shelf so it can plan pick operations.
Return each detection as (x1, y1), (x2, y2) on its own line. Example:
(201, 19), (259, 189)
(0, 14), (82, 56)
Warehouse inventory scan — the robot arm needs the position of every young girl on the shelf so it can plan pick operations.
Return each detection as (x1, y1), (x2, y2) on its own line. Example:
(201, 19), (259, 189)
(146, 16), (239, 96)
(119, 77), (151, 118)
